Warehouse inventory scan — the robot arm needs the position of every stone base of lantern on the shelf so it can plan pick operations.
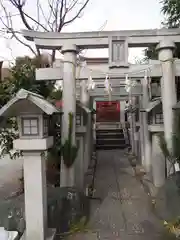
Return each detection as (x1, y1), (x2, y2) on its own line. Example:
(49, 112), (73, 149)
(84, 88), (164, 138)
(21, 228), (56, 240)
(13, 136), (54, 151)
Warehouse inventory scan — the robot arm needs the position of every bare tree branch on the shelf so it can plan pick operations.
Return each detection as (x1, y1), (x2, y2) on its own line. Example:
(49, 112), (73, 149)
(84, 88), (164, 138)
(58, 0), (65, 31)
(0, 0), (91, 63)
(63, 0), (90, 26)
(9, 14), (37, 55)
(35, 0), (40, 30)
(0, 1), (11, 28)
(47, 0), (54, 28)
(10, 0), (32, 30)
(15, 1), (49, 31)
(68, 0), (79, 12)
(39, 2), (53, 30)
(0, 1), (37, 55)
(23, 11), (49, 31)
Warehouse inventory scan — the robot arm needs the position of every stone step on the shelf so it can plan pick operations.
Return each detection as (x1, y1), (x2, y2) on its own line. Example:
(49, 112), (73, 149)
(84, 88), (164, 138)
(96, 139), (126, 145)
(96, 127), (126, 150)
(96, 144), (127, 150)
(96, 132), (124, 138)
(96, 129), (124, 134)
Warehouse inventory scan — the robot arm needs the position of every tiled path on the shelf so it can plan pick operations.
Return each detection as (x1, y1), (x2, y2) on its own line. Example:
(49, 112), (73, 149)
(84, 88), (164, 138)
(0, 155), (22, 200)
(69, 150), (164, 239)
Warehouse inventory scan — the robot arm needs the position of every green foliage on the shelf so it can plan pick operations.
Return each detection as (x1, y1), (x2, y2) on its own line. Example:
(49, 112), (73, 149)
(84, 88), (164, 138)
(46, 150), (60, 186)
(10, 56), (54, 98)
(172, 114), (180, 163)
(0, 116), (21, 159)
(145, 0), (180, 60)
(158, 133), (175, 174)
(164, 218), (180, 238)
(90, 108), (96, 114)
(68, 216), (89, 235)
(158, 134), (171, 160)
(0, 128), (21, 159)
(161, 0), (180, 28)
(61, 112), (78, 168)
(144, 45), (158, 61)
(158, 114), (180, 165)
(49, 88), (62, 100)
(161, 0), (180, 58)
(0, 56), (54, 105)
(60, 216), (90, 238)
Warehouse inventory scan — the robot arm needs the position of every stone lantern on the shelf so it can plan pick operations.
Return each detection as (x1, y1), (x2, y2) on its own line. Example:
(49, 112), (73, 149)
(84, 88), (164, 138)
(141, 97), (165, 188)
(0, 89), (61, 240)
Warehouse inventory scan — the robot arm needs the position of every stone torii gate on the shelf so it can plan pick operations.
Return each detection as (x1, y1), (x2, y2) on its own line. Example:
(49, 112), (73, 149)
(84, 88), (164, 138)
(22, 28), (180, 186)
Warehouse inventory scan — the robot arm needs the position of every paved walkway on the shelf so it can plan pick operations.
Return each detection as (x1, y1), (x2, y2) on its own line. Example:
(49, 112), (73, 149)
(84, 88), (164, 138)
(0, 155), (22, 200)
(69, 150), (164, 239)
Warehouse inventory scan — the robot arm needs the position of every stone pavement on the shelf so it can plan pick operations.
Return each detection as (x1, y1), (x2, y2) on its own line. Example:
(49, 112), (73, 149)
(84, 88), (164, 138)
(0, 155), (23, 200)
(68, 149), (164, 240)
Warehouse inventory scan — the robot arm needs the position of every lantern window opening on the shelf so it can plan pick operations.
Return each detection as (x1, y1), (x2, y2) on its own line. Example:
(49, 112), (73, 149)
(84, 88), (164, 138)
(43, 118), (49, 135)
(76, 114), (81, 126)
(21, 117), (39, 136)
(155, 112), (163, 124)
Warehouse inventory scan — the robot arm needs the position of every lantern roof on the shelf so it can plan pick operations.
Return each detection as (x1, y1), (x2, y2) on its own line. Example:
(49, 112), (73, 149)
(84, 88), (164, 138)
(0, 88), (61, 117)
(140, 97), (162, 113)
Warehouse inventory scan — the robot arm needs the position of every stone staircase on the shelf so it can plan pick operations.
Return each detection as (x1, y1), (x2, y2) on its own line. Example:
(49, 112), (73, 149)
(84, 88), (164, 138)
(96, 127), (128, 150)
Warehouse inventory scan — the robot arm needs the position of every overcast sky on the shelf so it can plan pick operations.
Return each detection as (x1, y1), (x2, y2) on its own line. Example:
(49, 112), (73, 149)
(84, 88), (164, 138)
(0, 0), (163, 65)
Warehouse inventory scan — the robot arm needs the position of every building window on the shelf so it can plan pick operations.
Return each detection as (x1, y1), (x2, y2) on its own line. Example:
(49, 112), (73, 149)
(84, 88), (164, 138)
(76, 114), (81, 126)
(43, 118), (49, 135)
(22, 117), (39, 136)
(155, 113), (163, 124)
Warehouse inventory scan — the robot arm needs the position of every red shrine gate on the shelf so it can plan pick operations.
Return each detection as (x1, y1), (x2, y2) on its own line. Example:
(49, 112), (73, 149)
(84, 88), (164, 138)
(96, 101), (120, 122)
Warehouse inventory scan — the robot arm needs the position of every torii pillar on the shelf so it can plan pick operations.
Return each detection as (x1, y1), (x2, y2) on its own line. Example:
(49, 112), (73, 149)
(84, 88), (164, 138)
(80, 80), (91, 172)
(141, 76), (152, 173)
(156, 40), (177, 175)
(60, 44), (78, 187)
